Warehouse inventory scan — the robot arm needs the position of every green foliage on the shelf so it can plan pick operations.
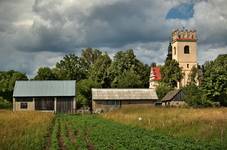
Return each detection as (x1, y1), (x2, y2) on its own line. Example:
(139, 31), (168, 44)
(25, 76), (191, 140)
(114, 69), (142, 88)
(0, 97), (12, 109)
(182, 84), (213, 107)
(160, 59), (183, 88)
(108, 49), (149, 88)
(55, 54), (89, 81)
(0, 70), (28, 100)
(202, 54), (227, 106)
(76, 79), (101, 108)
(88, 53), (112, 87)
(52, 115), (222, 150)
(156, 83), (173, 99)
(50, 118), (59, 150)
(81, 48), (102, 65)
(34, 67), (56, 80)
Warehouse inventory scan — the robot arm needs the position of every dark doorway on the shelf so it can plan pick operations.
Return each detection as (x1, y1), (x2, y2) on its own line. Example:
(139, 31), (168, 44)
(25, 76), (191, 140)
(35, 97), (54, 110)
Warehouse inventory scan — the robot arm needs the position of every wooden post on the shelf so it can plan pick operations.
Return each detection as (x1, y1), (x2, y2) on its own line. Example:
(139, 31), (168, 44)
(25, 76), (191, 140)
(13, 97), (16, 111)
(32, 98), (35, 110)
(54, 97), (57, 113)
(73, 97), (76, 113)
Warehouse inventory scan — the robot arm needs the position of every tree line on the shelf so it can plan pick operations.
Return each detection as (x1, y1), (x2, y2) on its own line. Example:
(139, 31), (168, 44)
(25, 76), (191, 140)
(0, 48), (226, 108)
(158, 54), (227, 107)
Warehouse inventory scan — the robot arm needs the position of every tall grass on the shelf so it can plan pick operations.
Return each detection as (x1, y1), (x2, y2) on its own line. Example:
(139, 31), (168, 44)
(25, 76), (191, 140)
(0, 110), (54, 150)
(102, 107), (227, 146)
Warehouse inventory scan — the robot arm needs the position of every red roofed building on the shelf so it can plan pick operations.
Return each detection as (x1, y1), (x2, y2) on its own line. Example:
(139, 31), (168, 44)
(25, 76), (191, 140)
(149, 67), (161, 89)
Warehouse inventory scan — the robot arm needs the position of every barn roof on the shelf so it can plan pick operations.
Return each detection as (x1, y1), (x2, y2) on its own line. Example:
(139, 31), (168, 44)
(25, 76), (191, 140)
(92, 88), (158, 100)
(161, 89), (181, 101)
(13, 80), (76, 97)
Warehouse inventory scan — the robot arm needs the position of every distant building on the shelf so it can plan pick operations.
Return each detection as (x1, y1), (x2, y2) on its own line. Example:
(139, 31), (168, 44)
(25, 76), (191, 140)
(149, 67), (161, 89)
(92, 88), (158, 112)
(13, 80), (76, 113)
(171, 29), (198, 87)
(161, 89), (186, 106)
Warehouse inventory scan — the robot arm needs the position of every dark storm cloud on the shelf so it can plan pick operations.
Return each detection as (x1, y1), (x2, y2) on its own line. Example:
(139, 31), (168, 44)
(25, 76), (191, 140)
(0, 0), (226, 77)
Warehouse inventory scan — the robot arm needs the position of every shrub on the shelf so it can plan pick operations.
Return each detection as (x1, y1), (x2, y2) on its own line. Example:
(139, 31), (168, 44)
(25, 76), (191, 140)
(182, 84), (214, 107)
(156, 83), (173, 99)
(0, 97), (12, 109)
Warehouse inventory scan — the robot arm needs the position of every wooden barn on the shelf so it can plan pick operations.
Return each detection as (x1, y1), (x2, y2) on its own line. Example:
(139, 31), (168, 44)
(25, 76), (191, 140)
(92, 88), (158, 112)
(161, 89), (186, 106)
(13, 80), (76, 113)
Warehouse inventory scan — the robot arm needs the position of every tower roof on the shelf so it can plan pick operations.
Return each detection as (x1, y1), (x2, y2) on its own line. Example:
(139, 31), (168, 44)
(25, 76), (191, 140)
(172, 29), (197, 43)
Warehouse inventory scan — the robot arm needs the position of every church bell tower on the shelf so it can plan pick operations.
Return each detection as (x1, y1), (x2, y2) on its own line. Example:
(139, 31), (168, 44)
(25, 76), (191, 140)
(171, 29), (198, 87)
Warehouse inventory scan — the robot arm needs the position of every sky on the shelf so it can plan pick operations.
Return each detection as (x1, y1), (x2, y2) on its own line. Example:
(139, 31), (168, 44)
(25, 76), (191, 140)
(0, 0), (226, 77)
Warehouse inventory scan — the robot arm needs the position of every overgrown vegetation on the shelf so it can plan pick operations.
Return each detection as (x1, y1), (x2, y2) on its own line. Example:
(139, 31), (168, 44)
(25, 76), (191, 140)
(0, 110), (54, 150)
(0, 97), (12, 109)
(49, 114), (222, 150)
(103, 107), (227, 149)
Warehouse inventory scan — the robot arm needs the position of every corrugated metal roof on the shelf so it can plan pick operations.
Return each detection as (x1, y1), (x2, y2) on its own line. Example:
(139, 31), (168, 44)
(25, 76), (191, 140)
(92, 88), (158, 100)
(13, 80), (76, 97)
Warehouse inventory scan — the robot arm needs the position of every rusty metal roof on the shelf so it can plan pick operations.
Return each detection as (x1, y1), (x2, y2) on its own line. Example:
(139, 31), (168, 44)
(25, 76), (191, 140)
(92, 88), (158, 100)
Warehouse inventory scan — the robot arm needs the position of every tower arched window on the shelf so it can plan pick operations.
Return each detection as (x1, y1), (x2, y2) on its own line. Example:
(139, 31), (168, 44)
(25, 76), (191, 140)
(174, 47), (176, 55)
(184, 45), (190, 54)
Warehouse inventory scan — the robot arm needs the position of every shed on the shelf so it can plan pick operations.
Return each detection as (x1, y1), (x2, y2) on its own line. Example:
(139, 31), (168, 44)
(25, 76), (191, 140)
(92, 88), (158, 112)
(161, 89), (185, 106)
(13, 80), (76, 113)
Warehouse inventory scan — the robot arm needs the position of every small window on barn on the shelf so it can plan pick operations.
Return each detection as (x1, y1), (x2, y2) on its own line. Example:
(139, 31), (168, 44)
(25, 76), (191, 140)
(20, 102), (28, 109)
(184, 45), (190, 54)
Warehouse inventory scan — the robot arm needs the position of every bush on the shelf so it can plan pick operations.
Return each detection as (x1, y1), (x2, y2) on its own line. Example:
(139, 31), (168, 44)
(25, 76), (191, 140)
(0, 97), (12, 109)
(182, 84), (214, 107)
(156, 83), (173, 99)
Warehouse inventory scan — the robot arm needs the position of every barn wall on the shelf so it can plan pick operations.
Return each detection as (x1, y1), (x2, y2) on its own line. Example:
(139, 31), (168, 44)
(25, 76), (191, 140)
(92, 100), (155, 112)
(56, 97), (74, 113)
(14, 97), (34, 111)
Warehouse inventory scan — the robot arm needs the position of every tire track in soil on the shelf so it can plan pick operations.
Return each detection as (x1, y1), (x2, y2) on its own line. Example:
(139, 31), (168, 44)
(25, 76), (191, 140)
(58, 120), (66, 150)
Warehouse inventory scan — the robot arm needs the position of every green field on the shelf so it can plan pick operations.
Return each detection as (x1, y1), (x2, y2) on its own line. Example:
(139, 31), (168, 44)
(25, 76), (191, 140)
(49, 114), (222, 150)
(0, 108), (227, 150)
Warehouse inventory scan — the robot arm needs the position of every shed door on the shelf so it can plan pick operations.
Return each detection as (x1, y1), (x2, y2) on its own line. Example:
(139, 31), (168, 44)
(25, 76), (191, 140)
(56, 97), (73, 113)
(35, 97), (54, 110)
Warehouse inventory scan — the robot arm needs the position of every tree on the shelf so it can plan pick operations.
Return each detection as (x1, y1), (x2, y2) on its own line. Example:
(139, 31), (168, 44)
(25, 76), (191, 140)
(182, 84), (213, 107)
(108, 49), (149, 88)
(55, 54), (89, 81)
(81, 48), (102, 65)
(76, 79), (101, 109)
(160, 59), (183, 88)
(113, 69), (142, 88)
(187, 65), (203, 86)
(202, 54), (227, 106)
(34, 67), (56, 80)
(0, 70), (27, 101)
(156, 82), (173, 99)
(89, 53), (112, 87)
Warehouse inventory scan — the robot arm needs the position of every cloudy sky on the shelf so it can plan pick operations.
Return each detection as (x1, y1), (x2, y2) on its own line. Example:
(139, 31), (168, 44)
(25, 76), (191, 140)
(0, 0), (226, 77)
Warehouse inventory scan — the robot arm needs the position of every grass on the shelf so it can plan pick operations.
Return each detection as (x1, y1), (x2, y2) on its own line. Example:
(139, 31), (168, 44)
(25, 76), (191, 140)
(49, 114), (222, 150)
(0, 110), (54, 150)
(1, 108), (226, 149)
(102, 107), (227, 148)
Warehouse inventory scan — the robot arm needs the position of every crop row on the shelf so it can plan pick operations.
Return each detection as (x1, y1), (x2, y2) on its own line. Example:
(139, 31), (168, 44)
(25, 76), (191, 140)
(48, 115), (222, 150)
